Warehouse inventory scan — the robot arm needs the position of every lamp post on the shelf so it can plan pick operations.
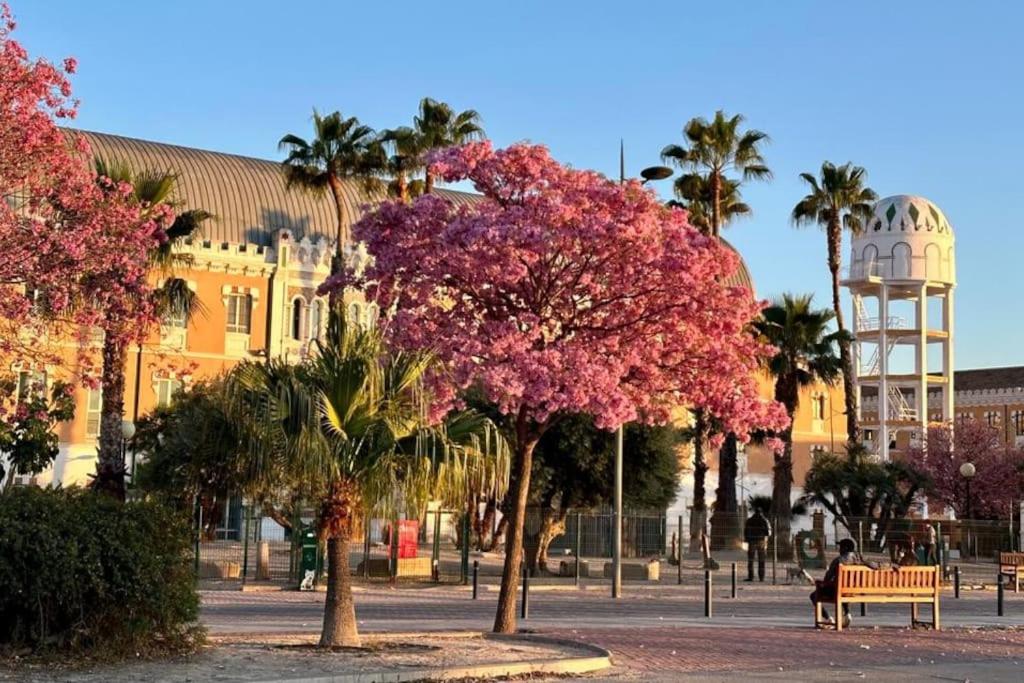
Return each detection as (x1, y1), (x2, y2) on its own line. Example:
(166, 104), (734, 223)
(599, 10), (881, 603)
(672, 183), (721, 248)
(959, 461), (976, 520)
(612, 146), (673, 599)
(959, 461), (976, 559)
(122, 419), (136, 486)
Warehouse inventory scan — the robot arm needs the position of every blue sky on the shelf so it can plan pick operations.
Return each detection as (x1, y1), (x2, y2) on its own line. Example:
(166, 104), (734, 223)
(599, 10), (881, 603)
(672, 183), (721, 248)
(13, 1), (1022, 369)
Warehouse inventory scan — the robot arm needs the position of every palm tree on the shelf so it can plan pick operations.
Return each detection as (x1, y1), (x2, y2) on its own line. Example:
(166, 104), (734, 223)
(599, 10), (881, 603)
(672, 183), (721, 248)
(228, 314), (506, 647)
(661, 110), (770, 238)
(279, 111), (387, 274)
(668, 175), (750, 236)
(752, 294), (848, 548)
(413, 98), (484, 194)
(792, 162), (877, 445)
(91, 159), (211, 501)
(662, 111), (770, 547)
(379, 126), (426, 203)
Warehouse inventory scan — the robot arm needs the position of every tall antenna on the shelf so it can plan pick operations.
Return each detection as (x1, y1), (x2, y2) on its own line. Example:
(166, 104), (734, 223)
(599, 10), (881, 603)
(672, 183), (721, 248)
(619, 138), (625, 184)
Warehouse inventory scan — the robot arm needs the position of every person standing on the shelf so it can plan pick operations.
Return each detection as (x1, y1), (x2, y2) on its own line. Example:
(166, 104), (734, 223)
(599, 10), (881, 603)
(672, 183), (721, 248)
(744, 509), (772, 582)
(922, 522), (938, 566)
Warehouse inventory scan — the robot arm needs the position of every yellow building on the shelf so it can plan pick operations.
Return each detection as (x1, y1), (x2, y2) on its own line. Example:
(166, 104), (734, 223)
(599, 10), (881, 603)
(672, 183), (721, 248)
(19, 130), (474, 487)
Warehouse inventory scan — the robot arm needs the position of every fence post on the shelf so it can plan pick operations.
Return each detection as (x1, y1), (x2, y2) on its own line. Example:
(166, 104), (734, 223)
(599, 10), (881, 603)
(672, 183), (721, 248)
(574, 512), (582, 587)
(998, 573), (1005, 616)
(472, 560), (479, 600)
(242, 503), (251, 584)
(704, 569), (712, 618)
(362, 514), (371, 579)
(677, 514), (684, 586)
(432, 509), (442, 583)
(193, 496), (201, 576)
(521, 566), (530, 619)
(731, 562), (737, 599)
(390, 518), (399, 582)
(461, 513), (470, 585)
(771, 517), (778, 586)
(954, 565), (961, 599)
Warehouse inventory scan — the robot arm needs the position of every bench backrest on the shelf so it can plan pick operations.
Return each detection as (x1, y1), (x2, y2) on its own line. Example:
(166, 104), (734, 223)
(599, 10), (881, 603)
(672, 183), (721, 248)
(1000, 552), (1024, 566)
(837, 565), (938, 595)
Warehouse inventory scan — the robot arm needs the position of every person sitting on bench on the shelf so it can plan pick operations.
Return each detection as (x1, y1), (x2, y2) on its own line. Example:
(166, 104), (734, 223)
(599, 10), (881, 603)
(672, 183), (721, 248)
(811, 538), (859, 627)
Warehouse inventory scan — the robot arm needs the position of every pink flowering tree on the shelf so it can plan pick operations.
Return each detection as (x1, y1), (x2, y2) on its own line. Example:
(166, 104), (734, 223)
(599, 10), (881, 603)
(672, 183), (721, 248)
(0, 3), (169, 490)
(323, 141), (788, 633)
(905, 420), (1024, 520)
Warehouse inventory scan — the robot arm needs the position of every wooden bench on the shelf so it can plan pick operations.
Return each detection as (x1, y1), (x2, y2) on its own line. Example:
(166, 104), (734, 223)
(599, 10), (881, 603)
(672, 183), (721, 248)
(999, 552), (1024, 592)
(814, 565), (940, 631)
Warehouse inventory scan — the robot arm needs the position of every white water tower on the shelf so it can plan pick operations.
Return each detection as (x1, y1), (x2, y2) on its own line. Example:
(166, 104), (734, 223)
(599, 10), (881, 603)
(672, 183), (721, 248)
(844, 195), (956, 460)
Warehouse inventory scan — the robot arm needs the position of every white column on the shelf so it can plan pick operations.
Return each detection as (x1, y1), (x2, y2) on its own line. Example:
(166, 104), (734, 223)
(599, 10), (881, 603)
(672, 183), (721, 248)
(917, 284), (929, 435)
(851, 292), (862, 424)
(879, 284), (889, 461)
(942, 287), (955, 421)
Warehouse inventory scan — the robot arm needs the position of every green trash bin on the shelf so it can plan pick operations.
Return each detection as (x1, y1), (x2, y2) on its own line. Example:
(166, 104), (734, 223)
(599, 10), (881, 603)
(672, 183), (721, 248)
(298, 526), (318, 591)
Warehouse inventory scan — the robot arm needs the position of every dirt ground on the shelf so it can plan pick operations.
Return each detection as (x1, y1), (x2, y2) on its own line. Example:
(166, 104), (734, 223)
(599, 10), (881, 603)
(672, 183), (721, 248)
(0, 633), (585, 683)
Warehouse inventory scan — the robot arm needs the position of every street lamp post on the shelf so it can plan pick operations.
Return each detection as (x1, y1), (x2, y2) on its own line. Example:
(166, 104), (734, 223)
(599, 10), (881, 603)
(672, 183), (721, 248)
(612, 147), (673, 599)
(959, 461), (976, 558)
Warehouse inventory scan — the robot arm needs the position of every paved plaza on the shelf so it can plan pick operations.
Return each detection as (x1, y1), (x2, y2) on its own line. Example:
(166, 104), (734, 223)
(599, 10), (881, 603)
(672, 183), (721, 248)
(202, 582), (1024, 680)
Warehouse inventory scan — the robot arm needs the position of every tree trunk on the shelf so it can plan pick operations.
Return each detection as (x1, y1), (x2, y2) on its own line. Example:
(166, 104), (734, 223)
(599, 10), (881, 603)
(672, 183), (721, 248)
(93, 335), (128, 501)
(320, 535), (359, 647)
(490, 512), (508, 552)
(688, 411), (709, 553)
(493, 419), (539, 634)
(772, 380), (799, 557)
(326, 174), (349, 307)
(536, 507), (568, 574)
(424, 170), (435, 195)
(710, 172), (721, 239)
(828, 219), (859, 445)
(396, 172), (409, 203)
(479, 496), (497, 551)
(710, 433), (742, 550)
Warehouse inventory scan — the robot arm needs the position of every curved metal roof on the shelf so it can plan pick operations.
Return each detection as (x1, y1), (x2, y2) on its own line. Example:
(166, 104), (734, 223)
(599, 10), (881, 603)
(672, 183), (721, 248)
(721, 238), (755, 294)
(71, 129), (477, 246)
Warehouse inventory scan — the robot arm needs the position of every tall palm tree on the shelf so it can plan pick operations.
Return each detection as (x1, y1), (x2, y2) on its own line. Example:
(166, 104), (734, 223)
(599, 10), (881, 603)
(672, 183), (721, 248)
(228, 314), (507, 648)
(752, 294), (848, 547)
(379, 126), (426, 203)
(279, 111), (387, 274)
(661, 110), (770, 238)
(413, 98), (484, 194)
(662, 111), (770, 547)
(91, 159), (211, 501)
(668, 175), (750, 236)
(792, 161), (877, 445)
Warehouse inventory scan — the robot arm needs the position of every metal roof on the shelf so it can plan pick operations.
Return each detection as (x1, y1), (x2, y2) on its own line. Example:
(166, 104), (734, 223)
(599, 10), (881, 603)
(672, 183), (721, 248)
(71, 129), (478, 246)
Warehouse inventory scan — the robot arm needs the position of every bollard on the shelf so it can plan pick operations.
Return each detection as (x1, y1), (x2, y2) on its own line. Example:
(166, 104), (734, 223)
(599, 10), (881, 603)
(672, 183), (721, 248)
(771, 525), (778, 586)
(998, 574), (1005, 617)
(432, 510), (442, 583)
(242, 504), (251, 583)
(731, 562), (737, 599)
(860, 602), (866, 617)
(521, 567), (530, 619)
(704, 569), (713, 618)
(472, 560), (479, 600)
(954, 565), (961, 599)
(432, 559), (439, 583)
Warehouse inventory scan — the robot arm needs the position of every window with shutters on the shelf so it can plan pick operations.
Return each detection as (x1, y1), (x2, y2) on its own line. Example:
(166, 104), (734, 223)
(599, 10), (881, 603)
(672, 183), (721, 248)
(225, 293), (252, 334)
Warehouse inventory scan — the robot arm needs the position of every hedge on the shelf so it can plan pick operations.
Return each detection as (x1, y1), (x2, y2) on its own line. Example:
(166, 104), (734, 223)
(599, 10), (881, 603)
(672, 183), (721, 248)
(0, 487), (202, 654)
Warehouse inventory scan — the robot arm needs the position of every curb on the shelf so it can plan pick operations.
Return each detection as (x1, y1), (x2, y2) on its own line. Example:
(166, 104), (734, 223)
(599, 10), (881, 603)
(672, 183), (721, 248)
(215, 632), (611, 683)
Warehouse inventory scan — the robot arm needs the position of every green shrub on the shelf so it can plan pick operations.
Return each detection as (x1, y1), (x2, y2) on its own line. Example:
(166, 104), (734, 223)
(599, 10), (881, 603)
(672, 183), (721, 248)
(0, 487), (203, 655)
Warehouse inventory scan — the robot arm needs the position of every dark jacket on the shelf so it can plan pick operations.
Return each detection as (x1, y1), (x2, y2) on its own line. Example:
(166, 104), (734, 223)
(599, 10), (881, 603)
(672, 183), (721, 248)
(744, 513), (772, 543)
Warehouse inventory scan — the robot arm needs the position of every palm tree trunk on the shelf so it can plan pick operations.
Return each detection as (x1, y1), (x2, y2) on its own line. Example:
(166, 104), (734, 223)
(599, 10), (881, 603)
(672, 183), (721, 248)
(688, 410), (708, 553)
(536, 507), (568, 574)
(320, 534), (359, 647)
(93, 334), (128, 501)
(326, 174), (348, 282)
(424, 170), (435, 195)
(493, 414), (539, 634)
(827, 219), (859, 444)
(772, 380), (799, 557)
(710, 433), (741, 550)
(397, 172), (409, 203)
(710, 172), (721, 239)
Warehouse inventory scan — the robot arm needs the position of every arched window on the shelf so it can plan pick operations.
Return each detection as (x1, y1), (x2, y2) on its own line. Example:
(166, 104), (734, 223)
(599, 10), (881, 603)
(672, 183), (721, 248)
(347, 302), (363, 329)
(291, 298), (305, 340)
(310, 300), (324, 340)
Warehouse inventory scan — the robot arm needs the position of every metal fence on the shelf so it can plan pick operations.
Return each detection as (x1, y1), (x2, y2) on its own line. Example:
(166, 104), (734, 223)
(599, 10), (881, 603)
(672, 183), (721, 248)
(191, 502), (1022, 589)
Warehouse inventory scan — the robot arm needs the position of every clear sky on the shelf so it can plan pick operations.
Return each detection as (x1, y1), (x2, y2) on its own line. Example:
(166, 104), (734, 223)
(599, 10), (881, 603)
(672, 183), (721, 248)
(12, 1), (1022, 370)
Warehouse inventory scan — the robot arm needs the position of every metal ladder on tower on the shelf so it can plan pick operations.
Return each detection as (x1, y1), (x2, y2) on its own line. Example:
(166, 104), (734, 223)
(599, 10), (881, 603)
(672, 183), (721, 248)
(855, 299), (905, 377)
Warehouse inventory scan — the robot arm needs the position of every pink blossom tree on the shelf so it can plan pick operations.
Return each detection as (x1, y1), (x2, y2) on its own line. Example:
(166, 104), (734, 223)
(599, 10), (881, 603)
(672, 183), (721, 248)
(905, 420), (1024, 520)
(323, 141), (789, 633)
(0, 2), (169, 490)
